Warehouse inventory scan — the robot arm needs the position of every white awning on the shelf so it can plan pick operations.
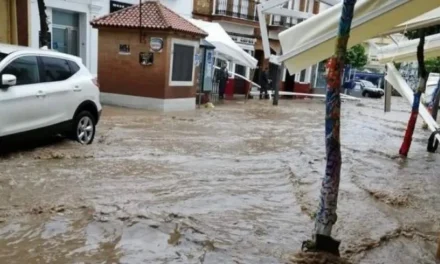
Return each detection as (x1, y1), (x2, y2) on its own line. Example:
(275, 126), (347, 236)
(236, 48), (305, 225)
(377, 33), (440, 63)
(188, 19), (258, 69)
(386, 63), (440, 136)
(278, 0), (440, 74)
(386, 7), (440, 35)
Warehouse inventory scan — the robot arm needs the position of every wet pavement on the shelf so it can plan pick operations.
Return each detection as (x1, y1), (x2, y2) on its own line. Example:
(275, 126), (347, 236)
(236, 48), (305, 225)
(0, 97), (439, 263)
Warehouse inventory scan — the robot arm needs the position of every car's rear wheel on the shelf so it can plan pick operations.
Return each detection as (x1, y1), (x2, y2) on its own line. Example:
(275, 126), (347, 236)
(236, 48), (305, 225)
(71, 111), (96, 145)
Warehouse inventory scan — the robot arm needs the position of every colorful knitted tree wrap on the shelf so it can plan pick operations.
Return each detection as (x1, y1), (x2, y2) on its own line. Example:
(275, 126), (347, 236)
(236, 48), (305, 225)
(399, 30), (427, 157)
(315, 0), (357, 236)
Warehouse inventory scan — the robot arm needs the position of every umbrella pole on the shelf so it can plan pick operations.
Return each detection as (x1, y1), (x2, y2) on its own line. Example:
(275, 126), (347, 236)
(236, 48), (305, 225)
(399, 29), (428, 157)
(302, 0), (357, 256)
(430, 79), (440, 121)
(273, 48), (283, 106)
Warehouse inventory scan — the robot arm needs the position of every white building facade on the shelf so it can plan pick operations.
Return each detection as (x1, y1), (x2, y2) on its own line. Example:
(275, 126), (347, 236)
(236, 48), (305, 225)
(29, 0), (138, 74)
(27, 0), (326, 89)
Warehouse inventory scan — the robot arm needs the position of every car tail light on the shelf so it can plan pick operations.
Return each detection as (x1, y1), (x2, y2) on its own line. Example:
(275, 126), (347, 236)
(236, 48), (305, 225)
(92, 77), (100, 89)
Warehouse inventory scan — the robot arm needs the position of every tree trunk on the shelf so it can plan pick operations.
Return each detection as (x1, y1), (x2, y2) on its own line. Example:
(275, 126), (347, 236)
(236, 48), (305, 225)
(37, 0), (49, 48)
(399, 29), (428, 157)
(309, 0), (357, 255)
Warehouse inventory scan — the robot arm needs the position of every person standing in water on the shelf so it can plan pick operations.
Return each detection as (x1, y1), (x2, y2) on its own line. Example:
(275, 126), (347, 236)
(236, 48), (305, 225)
(259, 67), (270, 99)
(217, 62), (229, 99)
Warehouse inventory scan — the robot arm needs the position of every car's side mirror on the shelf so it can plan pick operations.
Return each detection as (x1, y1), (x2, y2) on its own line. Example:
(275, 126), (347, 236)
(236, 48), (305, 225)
(1, 74), (17, 89)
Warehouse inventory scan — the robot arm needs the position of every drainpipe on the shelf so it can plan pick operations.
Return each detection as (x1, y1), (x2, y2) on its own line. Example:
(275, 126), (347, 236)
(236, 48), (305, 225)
(139, 0), (142, 43)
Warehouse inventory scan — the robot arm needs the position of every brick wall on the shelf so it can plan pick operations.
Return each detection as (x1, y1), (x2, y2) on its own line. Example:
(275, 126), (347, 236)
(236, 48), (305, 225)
(97, 29), (168, 99)
(313, 0), (320, 14)
(97, 28), (199, 100)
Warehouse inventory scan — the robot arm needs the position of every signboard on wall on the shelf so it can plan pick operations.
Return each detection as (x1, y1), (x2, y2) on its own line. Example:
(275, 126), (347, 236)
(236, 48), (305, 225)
(150, 38), (163, 52)
(110, 0), (133, 13)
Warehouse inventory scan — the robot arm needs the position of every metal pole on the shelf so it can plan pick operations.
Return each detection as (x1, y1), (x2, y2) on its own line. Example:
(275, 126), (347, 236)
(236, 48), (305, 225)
(384, 80), (392, 113)
(198, 48), (207, 108)
(431, 79), (440, 121)
(139, 0), (142, 43)
(273, 48), (283, 106)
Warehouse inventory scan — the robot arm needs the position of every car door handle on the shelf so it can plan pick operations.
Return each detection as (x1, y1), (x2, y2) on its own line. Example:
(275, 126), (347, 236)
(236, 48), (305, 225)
(36, 90), (46, 98)
(73, 86), (82, 92)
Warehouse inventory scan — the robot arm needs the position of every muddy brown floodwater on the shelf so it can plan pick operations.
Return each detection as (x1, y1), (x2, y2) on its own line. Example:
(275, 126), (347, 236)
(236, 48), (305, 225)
(0, 98), (439, 264)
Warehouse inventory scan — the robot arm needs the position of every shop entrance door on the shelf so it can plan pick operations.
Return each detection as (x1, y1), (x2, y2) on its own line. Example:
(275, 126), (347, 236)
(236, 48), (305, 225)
(52, 10), (79, 56)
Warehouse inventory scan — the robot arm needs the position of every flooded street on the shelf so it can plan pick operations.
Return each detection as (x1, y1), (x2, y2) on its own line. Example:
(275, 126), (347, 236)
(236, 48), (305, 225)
(0, 97), (439, 263)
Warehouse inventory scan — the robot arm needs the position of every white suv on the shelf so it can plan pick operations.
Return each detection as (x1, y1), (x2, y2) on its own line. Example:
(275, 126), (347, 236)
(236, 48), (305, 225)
(0, 44), (102, 145)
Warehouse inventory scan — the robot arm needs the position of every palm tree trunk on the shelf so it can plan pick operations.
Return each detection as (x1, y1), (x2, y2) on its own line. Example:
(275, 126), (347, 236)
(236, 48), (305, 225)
(308, 0), (357, 255)
(399, 29), (428, 157)
(37, 0), (49, 48)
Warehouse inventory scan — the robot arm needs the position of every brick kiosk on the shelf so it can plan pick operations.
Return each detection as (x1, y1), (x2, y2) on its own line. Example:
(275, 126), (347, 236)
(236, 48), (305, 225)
(91, 1), (207, 111)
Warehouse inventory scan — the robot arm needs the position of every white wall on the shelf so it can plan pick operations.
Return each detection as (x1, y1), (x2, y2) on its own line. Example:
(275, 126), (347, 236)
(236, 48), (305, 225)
(29, 0), (138, 74)
(219, 22), (254, 36)
(160, 0), (193, 17)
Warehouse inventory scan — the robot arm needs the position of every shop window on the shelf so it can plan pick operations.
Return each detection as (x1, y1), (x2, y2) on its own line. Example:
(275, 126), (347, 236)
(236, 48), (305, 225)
(300, 69), (306, 82)
(235, 64), (246, 76)
(171, 42), (195, 86)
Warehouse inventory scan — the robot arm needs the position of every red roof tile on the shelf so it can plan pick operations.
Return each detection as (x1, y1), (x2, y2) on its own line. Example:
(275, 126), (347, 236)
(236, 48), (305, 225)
(91, 1), (206, 36)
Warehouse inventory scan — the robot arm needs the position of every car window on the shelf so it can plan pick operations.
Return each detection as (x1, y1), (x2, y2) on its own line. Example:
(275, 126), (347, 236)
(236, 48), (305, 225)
(0, 52), (7, 62)
(361, 80), (376, 87)
(1, 56), (40, 85)
(68, 60), (80, 75)
(41, 56), (73, 82)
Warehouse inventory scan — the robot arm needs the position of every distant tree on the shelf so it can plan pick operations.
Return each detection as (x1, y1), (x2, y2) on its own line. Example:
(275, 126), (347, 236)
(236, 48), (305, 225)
(37, 0), (49, 48)
(346, 44), (368, 69)
(405, 25), (440, 40)
(405, 25), (440, 74)
(425, 57), (440, 73)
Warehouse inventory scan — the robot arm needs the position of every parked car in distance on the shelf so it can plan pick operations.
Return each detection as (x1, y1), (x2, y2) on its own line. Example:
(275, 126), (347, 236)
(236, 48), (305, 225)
(354, 79), (384, 98)
(0, 44), (102, 145)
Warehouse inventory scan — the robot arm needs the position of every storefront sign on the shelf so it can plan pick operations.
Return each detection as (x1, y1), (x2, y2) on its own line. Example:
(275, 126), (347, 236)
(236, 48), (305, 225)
(230, 35), (256, 46)
(110, 0), (132, 13)
(150, 38), (163, 52)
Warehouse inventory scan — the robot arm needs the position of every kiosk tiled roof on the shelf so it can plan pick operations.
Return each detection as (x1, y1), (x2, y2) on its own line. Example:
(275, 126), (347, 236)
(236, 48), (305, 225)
(91, 1), (206, 36)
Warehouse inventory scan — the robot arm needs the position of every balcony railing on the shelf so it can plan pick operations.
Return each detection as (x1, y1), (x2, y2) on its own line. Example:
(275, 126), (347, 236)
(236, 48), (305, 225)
(215, 0), (260, 21)
(271, 16), (297, 28)
(214, 0), (307, 27)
